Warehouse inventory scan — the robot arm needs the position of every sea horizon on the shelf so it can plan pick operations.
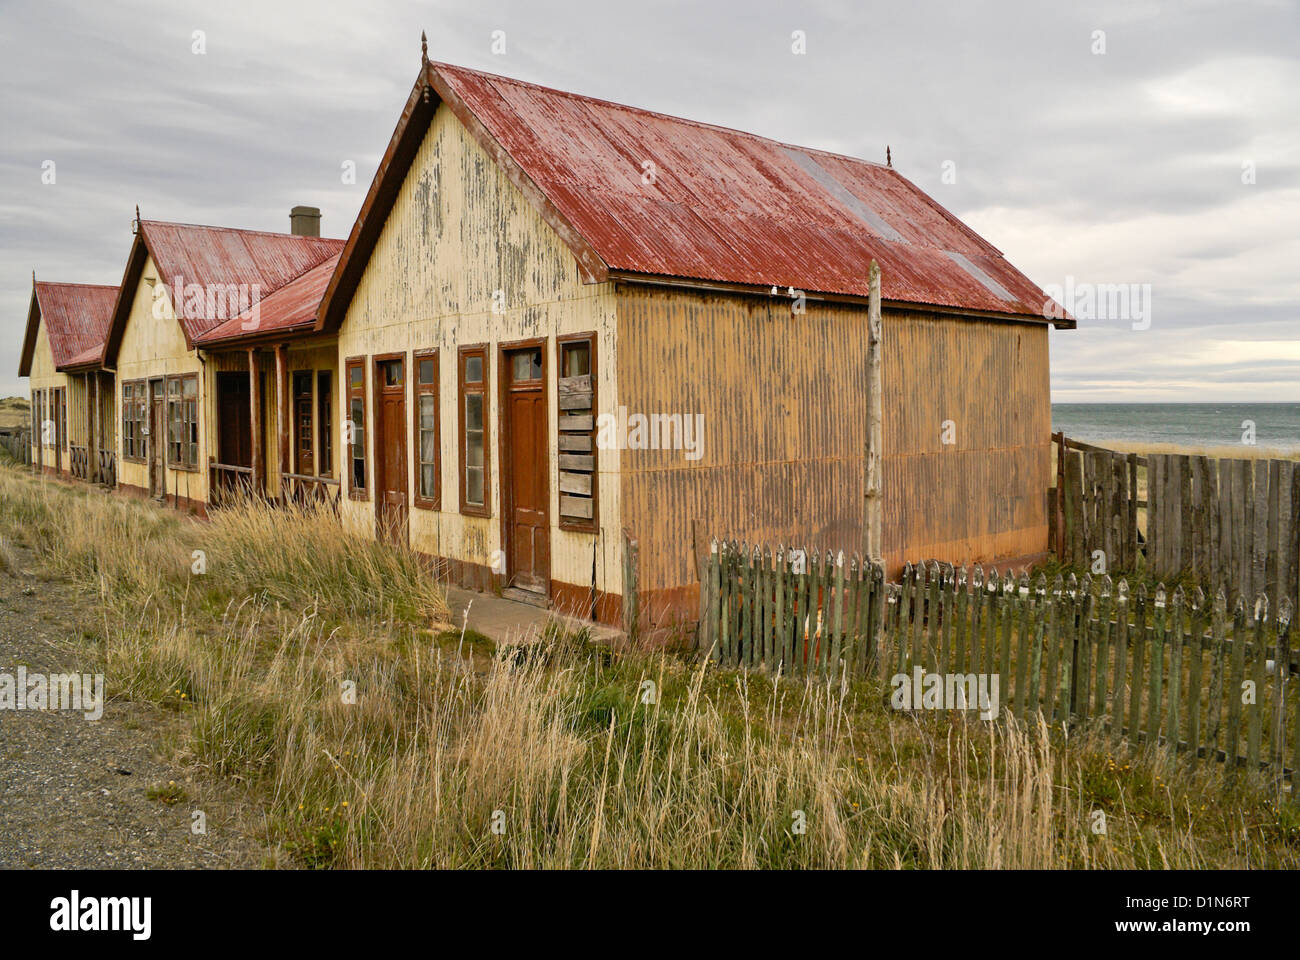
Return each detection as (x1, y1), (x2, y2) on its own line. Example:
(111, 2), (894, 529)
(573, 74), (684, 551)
(1052, 401), (1300, 452)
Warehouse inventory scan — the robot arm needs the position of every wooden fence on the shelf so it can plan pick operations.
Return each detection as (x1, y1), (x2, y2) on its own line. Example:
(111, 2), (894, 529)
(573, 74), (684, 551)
(700, 542), (1299, 783)
(1053, 434), (1300, 612)
(0, 429), (31, 465)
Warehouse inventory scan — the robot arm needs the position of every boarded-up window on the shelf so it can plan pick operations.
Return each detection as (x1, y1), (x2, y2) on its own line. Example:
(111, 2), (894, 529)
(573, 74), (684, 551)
(557, 333), (596, 530)
(122, 381), (147, 461)
(459, 345), (489, 515)
(413, 350), (439, 509)
(346, 358), (367, 499)
(166, 374), (198, 469)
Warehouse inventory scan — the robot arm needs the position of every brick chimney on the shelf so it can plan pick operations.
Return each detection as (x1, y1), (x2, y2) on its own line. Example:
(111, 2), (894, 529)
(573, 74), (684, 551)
(289, 205), (321, 237)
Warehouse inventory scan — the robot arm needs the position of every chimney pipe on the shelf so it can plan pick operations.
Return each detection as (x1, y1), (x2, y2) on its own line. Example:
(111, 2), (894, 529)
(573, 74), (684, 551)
(289, 205), (321, 238)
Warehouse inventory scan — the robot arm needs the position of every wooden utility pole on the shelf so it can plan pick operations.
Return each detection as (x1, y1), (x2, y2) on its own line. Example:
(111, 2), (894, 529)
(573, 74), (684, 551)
(865, 259), (883, 563)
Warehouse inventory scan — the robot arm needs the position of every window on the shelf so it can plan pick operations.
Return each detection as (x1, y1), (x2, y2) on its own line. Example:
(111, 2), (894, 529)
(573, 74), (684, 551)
(165, 374), (199, 469)
(30, 390), (39, 451)
(122, 381), (146, 461)
(346, 358), (367, 499)
(293, 371), (313, 475)
(317, 371), (332, 477)
(413, 350), (439, 509)
(556, 333), (597, 530)
(458, 345), (489, 515)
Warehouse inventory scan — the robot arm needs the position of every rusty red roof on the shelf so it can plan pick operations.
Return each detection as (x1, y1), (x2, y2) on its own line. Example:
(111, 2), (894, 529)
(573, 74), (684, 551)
(104, 221), (343, 360)
(19, 280), (119, 375)
(320, 61), (1071, 330)
(196, 254), (341, 344)
(140, 221), (342, 342)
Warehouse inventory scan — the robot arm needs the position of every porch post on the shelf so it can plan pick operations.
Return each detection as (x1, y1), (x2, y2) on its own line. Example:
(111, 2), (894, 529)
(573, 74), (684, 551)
(87, 373), (98, 484)
(249, 347), (263, 497)
(275, 342), (289, 501)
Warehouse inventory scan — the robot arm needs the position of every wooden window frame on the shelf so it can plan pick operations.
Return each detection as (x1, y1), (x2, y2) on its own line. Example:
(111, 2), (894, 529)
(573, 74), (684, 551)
(164, 373), (199, 471)
(412, 349), (440, 510)
(556, 332), (599, 533)
(346, 357), (368, 501)
(292, 369), (314, 476)
(458, 344), (490, 517)
(121, 379), (147, 463)
(317, 370), (333, 478)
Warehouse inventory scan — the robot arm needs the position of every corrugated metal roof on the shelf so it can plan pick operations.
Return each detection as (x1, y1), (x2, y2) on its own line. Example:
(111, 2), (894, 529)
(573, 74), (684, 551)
(431, 61), (1066, 322)
(196, 254), (341, 344)
(139, 220), (343, 343)
(32, 281), (119, 370)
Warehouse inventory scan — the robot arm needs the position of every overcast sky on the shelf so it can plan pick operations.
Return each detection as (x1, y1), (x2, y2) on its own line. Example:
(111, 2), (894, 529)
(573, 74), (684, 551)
(2, 0), (1296, 401)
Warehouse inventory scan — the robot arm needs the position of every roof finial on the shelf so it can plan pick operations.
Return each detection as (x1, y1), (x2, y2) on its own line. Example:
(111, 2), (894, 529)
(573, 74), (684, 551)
(421, 30), (428, 63)
(886, 146), (891, 168)
(135, 204), (140, 222)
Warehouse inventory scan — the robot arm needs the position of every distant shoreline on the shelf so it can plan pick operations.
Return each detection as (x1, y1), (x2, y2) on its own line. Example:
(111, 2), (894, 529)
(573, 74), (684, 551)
(1052, 401), (1300, 457)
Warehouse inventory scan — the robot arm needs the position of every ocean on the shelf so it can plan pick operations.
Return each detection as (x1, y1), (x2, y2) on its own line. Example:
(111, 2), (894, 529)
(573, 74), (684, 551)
(1051, 403), (1300, 452)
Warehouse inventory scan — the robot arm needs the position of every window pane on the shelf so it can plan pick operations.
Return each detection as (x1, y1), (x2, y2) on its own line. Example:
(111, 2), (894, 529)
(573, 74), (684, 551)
(419, 394), (437, 430)
(418, 358), (435, 385)
(466, 466), (484, 506)
(349, 366), (363, 389)
(183, 377), (197, 398)
(421, 465), (437, 499)
(465, 355), (482, 383)
(465, 393), (483, 432)
(512, 350), (542, 381)
(563, 342), (590, 377)
(381, 360), (402, 387)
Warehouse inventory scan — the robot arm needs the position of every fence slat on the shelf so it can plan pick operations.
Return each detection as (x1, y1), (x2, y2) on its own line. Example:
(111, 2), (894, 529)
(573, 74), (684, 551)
(1187, 588), (1206, 763)
(1226, 598), (1248, 774)
(1247, 595), (1267, 771)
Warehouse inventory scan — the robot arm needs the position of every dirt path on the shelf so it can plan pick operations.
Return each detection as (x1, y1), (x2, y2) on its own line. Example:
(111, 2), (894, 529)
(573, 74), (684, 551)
(0, 539), (272, 869)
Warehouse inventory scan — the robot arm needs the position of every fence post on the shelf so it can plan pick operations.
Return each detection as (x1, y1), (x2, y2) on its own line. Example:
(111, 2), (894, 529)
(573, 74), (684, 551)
(622, 529), (639, 645)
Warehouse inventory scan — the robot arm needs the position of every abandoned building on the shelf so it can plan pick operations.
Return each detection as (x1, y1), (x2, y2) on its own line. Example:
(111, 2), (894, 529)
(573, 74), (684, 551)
(20, 55), (1073, 629)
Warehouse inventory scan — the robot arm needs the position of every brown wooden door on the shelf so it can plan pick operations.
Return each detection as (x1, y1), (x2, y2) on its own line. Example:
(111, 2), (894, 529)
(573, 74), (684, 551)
(148, 379), (165, 497)
(503, 346), (549, 594)
(374, 356), (408, 545)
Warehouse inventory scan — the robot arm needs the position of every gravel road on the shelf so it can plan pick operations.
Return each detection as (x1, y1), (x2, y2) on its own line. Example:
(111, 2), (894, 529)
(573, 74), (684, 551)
(0, 539), (271, 869)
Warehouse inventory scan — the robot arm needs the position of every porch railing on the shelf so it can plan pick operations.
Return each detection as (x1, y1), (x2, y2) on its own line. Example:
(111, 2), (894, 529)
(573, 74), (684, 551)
(209, 461), (255, 506)
(69, 444), (89, 480)
(282, 472), (342, 513)
(97, 448), (115, 487)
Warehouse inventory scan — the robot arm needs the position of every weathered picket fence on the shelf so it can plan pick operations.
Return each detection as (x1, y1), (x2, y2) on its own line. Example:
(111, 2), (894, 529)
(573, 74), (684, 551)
(700, 542), (1299, 783)
(1053, 434), (1300, 612)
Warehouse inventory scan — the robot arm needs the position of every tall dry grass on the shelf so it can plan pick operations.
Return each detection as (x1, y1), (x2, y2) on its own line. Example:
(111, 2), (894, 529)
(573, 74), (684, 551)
(3, 465), (1296, 868)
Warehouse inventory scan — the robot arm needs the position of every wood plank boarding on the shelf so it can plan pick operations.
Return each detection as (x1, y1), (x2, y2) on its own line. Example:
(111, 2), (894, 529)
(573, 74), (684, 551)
(701, 539), (1300, 788)
(1053, 437), (1300, 613)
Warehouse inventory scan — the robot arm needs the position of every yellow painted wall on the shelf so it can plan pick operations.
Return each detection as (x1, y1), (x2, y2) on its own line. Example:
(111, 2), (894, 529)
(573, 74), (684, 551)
(27, 319), (69, 469)
(337, 102), (622, 596)
(114, 254), (207, 505)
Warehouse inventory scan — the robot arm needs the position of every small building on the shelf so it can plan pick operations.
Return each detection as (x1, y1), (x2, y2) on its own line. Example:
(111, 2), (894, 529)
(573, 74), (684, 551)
(97, 213), (344, 512)
(313, 56), (1073, 627)
(18, 278), (119, 480)
(16, 53), (1074, 633)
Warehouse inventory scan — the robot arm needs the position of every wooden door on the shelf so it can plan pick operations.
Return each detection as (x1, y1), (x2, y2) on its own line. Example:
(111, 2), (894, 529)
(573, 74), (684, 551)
(148, 379), (165, 497)
(502, 345), (549, 594)
(373, 356), (408, 545)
